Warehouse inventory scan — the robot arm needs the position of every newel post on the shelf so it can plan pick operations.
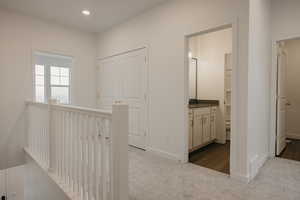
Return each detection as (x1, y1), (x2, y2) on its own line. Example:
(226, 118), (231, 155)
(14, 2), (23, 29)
(48, 99), (57, 172)
(111, 104), (129, 200)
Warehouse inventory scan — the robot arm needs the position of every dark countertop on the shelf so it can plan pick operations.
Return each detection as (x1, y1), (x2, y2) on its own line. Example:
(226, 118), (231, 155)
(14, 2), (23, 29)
(189, 99), (219, 108)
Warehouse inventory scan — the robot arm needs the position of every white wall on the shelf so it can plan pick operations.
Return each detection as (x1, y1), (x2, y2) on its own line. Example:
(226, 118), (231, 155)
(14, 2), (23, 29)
(285, 39), (300, 139)
(189, 28), (232, 143)
(272, 0), (300, 41)
(24, 155), (69, 200)
(248, 0), (271, 179)
(97, 0), (250, 179)
(0, 8), (97, 170)
(0, 165), (24, 200)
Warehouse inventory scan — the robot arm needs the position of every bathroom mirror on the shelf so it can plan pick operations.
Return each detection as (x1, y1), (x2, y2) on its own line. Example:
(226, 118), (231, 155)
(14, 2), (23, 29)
(189, 58), (198, 100)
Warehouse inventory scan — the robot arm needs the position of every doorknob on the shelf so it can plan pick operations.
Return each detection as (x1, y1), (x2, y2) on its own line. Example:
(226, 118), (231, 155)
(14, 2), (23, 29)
(286, 101), (291, 106)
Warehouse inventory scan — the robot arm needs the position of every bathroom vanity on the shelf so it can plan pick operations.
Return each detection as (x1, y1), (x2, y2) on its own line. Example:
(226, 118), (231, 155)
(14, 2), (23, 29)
(189, 100), (219, 152)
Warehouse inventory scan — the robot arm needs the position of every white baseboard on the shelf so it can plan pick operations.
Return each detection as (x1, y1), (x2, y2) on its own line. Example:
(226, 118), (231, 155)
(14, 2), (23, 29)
(249, 154), (269, 180)
(286, 133), (300, 140)
(146, 147), (182, 162)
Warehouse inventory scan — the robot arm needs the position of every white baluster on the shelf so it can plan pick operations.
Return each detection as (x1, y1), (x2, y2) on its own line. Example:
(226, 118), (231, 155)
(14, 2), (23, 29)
(101, 118), (108, 200)
(76, 113), (82, 196)
(71, 112), (76, 193)
(82, 114), (87, 200)
(58, 110), (63, 180)
(49, 100), (56, 172)
(87, 115), (93, 200)
(67, 111), (71, 185)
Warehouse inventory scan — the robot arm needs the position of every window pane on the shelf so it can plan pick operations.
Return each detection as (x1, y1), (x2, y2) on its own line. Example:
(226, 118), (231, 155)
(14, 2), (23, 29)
(36, 86), (45, 102)
(35, 65), (44, 75)
(51, 86), (69, 104)
(50, 66), (60, 76)
(35, 75), (44, 85)
(61, 68), (69, 76)
(61, 76), (69, 85)
(51, 75), (60, 85)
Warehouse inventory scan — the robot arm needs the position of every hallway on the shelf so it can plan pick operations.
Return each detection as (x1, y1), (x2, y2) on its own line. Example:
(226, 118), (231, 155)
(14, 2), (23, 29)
(129, 147), (300, 200)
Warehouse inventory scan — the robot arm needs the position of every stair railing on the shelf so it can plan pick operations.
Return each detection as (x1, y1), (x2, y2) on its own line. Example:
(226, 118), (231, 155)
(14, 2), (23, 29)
(25, 100), (128, 200)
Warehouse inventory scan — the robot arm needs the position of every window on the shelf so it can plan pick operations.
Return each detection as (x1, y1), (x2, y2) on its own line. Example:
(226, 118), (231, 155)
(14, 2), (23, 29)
(34, 52), (72, 104)
(50, 66), (70, 104)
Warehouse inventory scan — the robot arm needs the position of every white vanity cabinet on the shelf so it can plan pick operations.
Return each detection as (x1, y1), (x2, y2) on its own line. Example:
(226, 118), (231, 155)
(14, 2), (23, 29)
(189, 106), (217, 152)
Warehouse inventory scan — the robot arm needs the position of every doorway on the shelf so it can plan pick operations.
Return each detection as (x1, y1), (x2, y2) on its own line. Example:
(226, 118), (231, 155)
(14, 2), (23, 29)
(186, 26), (233, 174)
(275, 39), (300, 162)
(97, 48), (148, 150)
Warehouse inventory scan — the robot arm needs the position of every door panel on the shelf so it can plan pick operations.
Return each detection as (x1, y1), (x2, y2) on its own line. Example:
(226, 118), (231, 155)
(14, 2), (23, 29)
(193, 112), (202, 148)
(202, 113), (211, 144)
(97, 49), (147, 149)
(276, 47), (287, 156)
(189, 110), (193, 150)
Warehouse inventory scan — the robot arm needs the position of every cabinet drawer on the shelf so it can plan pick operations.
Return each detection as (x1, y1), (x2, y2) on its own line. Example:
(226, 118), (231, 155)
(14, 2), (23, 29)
(194, 107), (210, 116)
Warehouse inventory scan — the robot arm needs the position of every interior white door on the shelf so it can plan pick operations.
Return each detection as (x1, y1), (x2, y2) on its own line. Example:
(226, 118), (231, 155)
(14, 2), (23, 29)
(276, 45), (287, 156)
(97, 48), (147, 149)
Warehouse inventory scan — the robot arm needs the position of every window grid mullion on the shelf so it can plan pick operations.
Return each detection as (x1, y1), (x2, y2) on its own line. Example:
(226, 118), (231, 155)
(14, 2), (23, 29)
(45, 64), (51, 102)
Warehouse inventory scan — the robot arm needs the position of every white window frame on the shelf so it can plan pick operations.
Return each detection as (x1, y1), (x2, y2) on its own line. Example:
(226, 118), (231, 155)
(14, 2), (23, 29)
(32, 51), (73, 104)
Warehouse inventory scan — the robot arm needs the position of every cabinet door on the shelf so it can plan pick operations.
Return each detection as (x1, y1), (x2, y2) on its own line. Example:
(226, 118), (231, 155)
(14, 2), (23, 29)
(202, 113), (211, 144)
(189, 110), (193, 150)
(192, 111), (202, 148)
(210, 107), (217, 140)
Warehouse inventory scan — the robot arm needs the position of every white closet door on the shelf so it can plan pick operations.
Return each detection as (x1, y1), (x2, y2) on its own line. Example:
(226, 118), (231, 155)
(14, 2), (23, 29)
(276, 48), (287, 155)
(97, 48), (147, 149)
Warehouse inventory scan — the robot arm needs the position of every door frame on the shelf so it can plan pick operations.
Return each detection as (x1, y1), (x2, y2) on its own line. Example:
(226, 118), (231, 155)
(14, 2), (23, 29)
(96, 46), (150, 149)
(183, 21), (238, 176)
(269, 36), (300, 157)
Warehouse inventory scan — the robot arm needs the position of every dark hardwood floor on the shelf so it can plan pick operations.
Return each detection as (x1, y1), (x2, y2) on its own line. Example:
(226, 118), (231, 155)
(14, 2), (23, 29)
(279, 139), (300, 161)
(189, 142), (230, 174)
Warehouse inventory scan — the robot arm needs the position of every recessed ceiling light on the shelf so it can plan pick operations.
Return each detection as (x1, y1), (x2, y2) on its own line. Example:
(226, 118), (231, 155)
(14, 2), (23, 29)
(82, 10), (91, 16)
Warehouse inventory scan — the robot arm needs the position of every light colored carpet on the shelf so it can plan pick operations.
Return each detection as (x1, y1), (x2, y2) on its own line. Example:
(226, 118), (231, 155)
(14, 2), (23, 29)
(129, 147), (300, 200)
